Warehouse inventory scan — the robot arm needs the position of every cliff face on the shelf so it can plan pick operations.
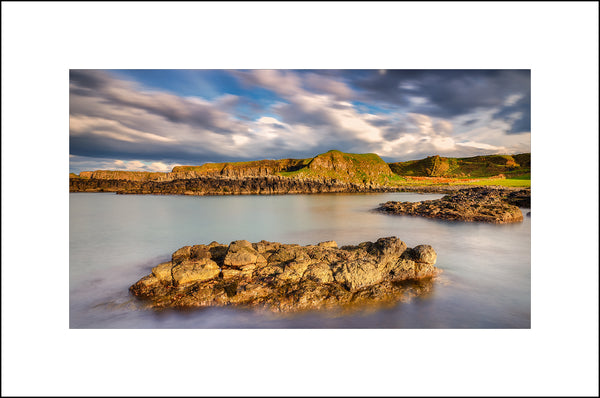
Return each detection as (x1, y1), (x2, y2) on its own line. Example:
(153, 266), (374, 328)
(74, 151), (393, 183)
(70, 150), (531, 195)
(70, 150), (398, 194)
(69, 175), (398, 195)
(173, 158), (310, 178)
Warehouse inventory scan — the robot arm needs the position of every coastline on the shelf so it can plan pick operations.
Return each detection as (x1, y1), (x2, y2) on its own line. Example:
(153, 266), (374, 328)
(70, 175), (529, 196)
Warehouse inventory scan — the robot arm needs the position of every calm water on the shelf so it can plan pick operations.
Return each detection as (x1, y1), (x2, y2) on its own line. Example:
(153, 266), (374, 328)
(70, 192), (530, 328)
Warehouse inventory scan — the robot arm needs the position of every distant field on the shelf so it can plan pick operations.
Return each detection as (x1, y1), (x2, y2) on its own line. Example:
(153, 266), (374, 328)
(387, 175), (530, 188)
(452, 178), (531, 187)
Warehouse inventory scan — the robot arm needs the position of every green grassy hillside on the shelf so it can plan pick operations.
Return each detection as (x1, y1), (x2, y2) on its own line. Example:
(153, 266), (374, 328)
(388, 153), (530, 178)
(277, 150), (394, 184)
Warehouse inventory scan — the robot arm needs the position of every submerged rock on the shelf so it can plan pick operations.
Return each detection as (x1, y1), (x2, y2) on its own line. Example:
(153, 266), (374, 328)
(129, 237), (440, 312)
(376, 187), (526, 224)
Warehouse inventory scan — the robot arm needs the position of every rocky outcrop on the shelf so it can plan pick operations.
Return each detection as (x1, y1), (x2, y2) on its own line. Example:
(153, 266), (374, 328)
(129, 237), (440, 312)
(70, 175), (401, 195)
(301, 150), (394, 183)
(505, 188), (531, 207)
(70, 150), (400, 193)
(70, 150), (531, 195)
(377, 187), (528, 223)
(173, 158), (309, 178)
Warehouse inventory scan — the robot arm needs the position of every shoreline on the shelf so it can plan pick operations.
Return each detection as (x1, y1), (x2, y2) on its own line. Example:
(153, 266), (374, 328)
(70, 177), (529, 196)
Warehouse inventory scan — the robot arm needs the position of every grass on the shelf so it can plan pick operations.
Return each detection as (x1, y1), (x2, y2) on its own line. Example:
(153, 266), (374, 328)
(388, 153), (530, 178)
(275, 150), (394, 184)
(453, 178), (531, 187)
(382, 175), (530, 188)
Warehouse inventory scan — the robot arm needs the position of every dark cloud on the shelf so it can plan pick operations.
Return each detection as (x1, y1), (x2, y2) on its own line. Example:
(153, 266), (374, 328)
(274, 101), (338, 127)
(70, 70), (242, 134)
(492, 91), (531, 134)
(350, 69), (531, 133)
(70, 134), (242, 166)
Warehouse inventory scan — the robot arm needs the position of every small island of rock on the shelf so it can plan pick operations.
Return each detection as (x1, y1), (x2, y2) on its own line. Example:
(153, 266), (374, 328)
(376, 187), (528, 223)
(130, 237), (440, 312)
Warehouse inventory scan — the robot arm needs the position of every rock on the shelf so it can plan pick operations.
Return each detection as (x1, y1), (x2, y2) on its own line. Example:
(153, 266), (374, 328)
(172, 258), (220, 285)
(172, 246), (191, 263)
(302, 262), (334, 283)
(505, 189), (531, 207)
(70, 151), (530, 197)
(376, 187), (527, 224)
(276, 259), (312, 283)
(318, 240), (338, 248)
(190, 245), (211, 260)
(333, 259), (386, 291)
(367, 237), (407, 259)
(130, 237), (440, 312)
(151, 262), (173, 282)
(410, 245), (437, 264)
(223, 240), (267, 267)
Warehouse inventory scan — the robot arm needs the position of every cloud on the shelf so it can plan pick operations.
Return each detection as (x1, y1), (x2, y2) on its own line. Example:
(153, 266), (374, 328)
(70, 69), (531, 171)
(71, 70), (244, 133)
(351, 69), (531, 134)
(70, 115), (174, 143)
(69, 155), (181, 174)
(70, 70), (256, 164)
(233, 69), (302, 97)
(235, 70), (386, 146)
(303, 72), (354, 100)
(493, 91), (531, 134)
(457, 141), (504, 151)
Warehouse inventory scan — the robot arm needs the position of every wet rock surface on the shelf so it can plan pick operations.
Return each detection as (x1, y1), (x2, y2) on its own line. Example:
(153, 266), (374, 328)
(129, 237), (440, 312)
(377, 187), (529, 223)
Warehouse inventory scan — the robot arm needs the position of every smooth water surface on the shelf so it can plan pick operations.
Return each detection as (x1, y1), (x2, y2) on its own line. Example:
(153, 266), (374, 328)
(70, 192), (530, 328)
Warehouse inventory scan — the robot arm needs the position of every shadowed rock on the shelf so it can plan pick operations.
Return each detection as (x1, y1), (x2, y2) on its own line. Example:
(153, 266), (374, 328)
(129, 237), (440, 312)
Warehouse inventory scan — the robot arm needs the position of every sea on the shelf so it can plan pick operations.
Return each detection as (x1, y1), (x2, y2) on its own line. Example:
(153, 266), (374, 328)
(70, 191), (530, 328)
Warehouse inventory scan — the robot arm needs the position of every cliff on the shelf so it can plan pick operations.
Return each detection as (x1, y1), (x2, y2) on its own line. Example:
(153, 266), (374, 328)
(173, 158), (311, 177)
(70, 150), (398, 194)
(280, 150), (395, 184)
(74, 150), (393, 184)
(70, 150), (531, 195)
(69, 175), (400, 195)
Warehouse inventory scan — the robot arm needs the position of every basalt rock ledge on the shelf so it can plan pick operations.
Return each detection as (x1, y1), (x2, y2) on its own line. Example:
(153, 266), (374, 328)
(130, 237), (440, 312)
(377, 187), (527, 223)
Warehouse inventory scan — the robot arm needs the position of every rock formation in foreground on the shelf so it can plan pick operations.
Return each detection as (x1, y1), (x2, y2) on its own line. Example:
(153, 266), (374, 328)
(377, 187), (527, 223)
(129, 237), (440, 312)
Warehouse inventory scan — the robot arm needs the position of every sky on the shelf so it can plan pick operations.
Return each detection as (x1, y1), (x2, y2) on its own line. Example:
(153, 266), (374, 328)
(69, 69), (530, 174)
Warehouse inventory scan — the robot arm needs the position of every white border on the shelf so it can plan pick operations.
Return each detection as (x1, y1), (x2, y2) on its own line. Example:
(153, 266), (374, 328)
(2, 2), (598, 396)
